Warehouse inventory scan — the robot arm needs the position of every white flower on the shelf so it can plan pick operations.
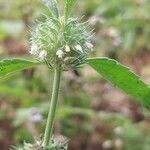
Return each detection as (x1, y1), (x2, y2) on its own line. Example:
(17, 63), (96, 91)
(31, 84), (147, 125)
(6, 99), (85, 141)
(102, 140), (112, 149)
(56, 50), (64, 58)
(108, 27), (119, 38)
(39, 50), (47, 61)
(89, 16), (99, 25)
(65, 45), (70, 52)
(75, 45), (83, 53)
(30, 44), (38, 55)
(85, 42), (94, 49)
(113, 126), (124, 135)
(114, 139), (123, 149)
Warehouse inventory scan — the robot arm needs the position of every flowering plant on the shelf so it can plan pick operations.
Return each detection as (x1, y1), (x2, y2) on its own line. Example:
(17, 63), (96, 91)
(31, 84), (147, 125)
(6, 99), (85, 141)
(29, 0), (94, 71)
(0, 0), (150, 149)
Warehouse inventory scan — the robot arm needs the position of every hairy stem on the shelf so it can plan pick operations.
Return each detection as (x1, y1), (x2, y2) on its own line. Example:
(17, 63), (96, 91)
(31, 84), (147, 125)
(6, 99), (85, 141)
(43, 64), (61, 148)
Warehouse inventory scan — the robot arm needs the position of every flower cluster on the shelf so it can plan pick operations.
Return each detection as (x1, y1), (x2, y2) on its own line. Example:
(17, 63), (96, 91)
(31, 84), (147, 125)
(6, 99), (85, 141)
(11, 136), (68, 150)
(30, 15), (93, 70)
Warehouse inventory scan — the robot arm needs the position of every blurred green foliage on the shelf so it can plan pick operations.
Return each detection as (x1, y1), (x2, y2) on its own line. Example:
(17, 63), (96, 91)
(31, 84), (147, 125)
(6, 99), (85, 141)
(90, 0), (150, 55)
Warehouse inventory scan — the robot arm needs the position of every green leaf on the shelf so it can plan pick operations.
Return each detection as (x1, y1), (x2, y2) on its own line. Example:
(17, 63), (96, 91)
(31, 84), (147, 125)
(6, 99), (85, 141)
(65, 0), (77, 20)
(87, 57), (150, 108)
(43, 0), (59, 18)
(0, 59), (39, 79)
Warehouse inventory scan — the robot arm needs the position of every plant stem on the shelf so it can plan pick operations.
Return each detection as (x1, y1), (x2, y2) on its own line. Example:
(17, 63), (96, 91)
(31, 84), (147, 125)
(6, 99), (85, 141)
(43, 64), (61, 148)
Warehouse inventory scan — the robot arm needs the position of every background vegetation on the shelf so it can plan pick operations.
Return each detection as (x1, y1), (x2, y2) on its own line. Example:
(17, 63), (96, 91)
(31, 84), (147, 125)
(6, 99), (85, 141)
(0, 0), (150, 149)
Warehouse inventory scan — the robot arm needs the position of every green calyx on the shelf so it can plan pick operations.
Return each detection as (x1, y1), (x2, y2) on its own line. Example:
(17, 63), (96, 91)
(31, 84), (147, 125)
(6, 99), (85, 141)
(30, 1), (94, 70)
